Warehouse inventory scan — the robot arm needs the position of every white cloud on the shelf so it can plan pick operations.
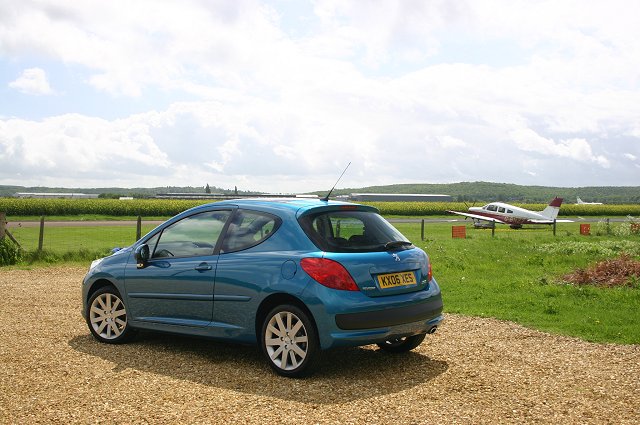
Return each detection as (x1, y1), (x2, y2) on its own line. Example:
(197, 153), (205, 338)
(0, 0), (286, 96)
(510, 129), (610, 168)
(0, 113), (170, 185)
(1, 1), (640, 189)
(624, 153), (637, 161)
(8, 68), (54, 95)
(438, 135), (467, 149)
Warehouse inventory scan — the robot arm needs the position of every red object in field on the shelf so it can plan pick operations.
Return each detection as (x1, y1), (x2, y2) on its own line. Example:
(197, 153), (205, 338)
(451, 226), (466, 239)
(580, 224), (590, 235)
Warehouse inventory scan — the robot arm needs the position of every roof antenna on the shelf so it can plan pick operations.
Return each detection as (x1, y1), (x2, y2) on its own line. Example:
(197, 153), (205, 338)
(322, 162), (351, 202)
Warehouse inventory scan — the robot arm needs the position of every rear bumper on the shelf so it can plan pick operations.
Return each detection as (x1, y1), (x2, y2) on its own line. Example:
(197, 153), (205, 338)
(302, 278), (444, 349)
(328, 314), (443, 348)
(335, 297), (443, 330)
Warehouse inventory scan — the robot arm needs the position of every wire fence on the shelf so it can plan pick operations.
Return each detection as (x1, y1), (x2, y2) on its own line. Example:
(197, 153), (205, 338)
(2, 214), (628, 258)
(4, 216), (161, 254)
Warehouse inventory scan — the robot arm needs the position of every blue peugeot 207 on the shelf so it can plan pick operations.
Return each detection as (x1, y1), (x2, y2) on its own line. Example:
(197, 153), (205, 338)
(82, 198), (443, 377)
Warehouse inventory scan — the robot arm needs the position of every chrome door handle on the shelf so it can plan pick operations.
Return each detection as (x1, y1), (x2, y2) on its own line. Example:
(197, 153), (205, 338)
(195, 263), (212, 271)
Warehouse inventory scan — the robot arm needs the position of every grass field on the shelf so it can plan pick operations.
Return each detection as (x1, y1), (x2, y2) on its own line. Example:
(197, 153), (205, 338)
(395, 222), (640, 345)
(5, 218), (640, 345)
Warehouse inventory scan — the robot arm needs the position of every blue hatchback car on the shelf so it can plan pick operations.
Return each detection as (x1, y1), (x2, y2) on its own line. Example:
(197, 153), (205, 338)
(82, 198), (443, 377)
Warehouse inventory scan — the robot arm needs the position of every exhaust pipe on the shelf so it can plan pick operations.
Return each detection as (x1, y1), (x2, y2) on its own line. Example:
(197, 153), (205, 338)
(427, 325), (438, 334)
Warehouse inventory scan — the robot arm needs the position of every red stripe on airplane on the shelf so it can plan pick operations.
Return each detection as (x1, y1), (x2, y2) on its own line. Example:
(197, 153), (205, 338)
(469, 211), (529, 224)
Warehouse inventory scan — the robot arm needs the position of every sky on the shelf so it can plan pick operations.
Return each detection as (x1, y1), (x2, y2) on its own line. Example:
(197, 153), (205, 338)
(1, 0), (639, 193)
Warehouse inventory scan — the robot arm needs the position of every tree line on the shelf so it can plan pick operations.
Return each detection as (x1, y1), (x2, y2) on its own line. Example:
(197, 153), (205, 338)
(329, 182), (640, 204)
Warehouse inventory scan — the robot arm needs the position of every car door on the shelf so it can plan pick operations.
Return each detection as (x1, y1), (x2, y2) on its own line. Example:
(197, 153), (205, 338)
(210, 209), (282, 339)
(124, 209), (233, 327)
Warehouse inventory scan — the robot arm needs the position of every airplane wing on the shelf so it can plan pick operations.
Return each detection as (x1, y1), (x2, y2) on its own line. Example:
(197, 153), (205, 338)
(529, 219), (574, 224)
(446, 210), (506, 224)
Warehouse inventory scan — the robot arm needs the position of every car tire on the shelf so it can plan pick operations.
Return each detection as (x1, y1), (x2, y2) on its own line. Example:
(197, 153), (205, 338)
(377, 333), (426, 353)
(260, 304), (320, 378)
(86, 285), (134, 344)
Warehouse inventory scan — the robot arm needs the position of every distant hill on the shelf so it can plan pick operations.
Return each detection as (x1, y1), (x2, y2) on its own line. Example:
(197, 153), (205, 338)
(319, 181), (640, 204)
(2, 181), (638, 203)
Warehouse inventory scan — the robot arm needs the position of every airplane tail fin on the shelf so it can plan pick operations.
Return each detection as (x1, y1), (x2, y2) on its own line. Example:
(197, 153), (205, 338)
(577, 197), (584, 204)
(540, 197), (563, 220)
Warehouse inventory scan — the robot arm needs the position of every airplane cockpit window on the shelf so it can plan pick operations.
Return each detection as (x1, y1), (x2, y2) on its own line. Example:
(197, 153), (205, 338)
(498, 207), (505, 213)
(482, 205), (489, 210)
(486, 205), (498, 212)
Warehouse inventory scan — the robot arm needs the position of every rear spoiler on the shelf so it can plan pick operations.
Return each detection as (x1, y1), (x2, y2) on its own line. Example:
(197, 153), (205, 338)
(296, 203), (379, 218)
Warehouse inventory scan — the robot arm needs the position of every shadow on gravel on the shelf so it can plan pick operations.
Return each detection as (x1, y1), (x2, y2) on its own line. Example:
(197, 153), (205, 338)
(69, 332), (448, 404)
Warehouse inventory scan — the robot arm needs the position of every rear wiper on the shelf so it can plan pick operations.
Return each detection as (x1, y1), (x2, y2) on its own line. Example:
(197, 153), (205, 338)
(384, 240), (413, 250)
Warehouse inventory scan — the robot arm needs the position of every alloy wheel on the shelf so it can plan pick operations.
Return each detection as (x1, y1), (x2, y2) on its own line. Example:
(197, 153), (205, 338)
(264, 310), (309, 371)
(89, 292), (127, 340)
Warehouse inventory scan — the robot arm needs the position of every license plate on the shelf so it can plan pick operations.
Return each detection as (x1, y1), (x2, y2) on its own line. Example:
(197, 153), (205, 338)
(377, 271), (417, 289)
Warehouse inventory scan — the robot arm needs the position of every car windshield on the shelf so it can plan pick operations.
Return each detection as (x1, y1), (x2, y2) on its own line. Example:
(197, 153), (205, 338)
(298, 210), (413, 253)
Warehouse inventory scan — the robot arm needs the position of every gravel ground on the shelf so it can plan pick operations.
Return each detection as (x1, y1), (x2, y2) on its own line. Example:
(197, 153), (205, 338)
(1, 267), (638, 424)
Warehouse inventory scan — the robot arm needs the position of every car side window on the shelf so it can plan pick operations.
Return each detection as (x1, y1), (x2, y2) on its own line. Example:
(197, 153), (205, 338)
(152, 210), (231, 259)
(220, 210), (280, 253)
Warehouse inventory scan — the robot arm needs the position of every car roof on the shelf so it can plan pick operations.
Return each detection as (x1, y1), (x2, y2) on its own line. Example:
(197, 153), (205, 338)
(193, 198), (378, 217)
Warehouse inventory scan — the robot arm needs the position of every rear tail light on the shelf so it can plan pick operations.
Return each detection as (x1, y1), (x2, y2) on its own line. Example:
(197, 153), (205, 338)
(427, 262), (433, 282)
(300, 258), (359, 291)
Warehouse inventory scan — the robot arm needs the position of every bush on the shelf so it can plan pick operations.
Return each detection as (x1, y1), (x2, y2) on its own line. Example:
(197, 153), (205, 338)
(594, 219), (612, 236)
(594, 216), (640, 237)
(0, 238), (21, 266)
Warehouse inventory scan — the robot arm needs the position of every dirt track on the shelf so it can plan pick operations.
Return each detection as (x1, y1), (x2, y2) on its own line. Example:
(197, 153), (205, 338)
(1, 267), (638, 424)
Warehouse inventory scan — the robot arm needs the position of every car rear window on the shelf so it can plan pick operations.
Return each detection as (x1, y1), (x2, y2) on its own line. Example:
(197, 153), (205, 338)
(298, 210), (413, 253)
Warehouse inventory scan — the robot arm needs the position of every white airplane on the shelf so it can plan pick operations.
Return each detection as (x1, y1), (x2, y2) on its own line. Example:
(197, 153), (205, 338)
(447, 197), (573, 229)
(576, 197), (603, 205)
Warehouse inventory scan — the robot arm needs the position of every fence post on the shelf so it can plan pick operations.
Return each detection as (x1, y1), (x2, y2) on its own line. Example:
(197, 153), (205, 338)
(38, 216), (45, 251)
(0, 212), (5, 240)
(421, 219), (425, 241)
(491, 221), (495, 237)
(136, 216), (142, 241)
(0, 213), (20, 247)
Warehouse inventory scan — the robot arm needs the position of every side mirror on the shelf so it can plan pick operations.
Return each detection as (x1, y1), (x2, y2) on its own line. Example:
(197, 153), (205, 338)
(134, 244), (150, 268)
